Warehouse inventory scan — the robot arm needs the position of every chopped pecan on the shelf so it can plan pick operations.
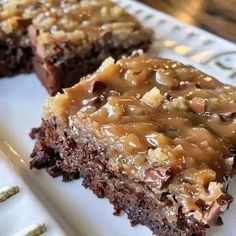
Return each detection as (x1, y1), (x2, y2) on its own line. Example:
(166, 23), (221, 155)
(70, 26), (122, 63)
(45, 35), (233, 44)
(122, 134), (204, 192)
(219, 111), (236, 122)
(144, 167), (172, 189)
(203, 195), (232, 226)
(188, 97), (206, 114)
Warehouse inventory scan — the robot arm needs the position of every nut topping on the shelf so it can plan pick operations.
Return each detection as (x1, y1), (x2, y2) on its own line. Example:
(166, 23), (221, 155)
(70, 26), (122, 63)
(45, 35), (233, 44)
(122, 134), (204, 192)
(202, 196), (232, 226)
(45, 54), (236, 224)
(164, 96), (188, 111)
(141, 87), (163, 108)
(144, 167), (172, 189)
(188, 97), (206, 114)
(0, 0), (150, 52)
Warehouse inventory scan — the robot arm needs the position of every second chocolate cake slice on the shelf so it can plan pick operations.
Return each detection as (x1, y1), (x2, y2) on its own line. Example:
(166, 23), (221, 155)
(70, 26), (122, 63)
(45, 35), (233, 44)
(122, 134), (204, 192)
(28, 0), (152, 95)
(0, 0), (151, 95)
(30, 54), (236, 235)
(0, 1), (33, 77)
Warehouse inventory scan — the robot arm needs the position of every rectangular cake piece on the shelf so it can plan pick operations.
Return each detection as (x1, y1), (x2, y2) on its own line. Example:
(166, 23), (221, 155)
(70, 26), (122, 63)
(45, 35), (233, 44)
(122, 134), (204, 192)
(30, 54), (236, 236)
(0, 0), (151, 95)
(0, 1), (33, 77)
(29, 0), (152, 95)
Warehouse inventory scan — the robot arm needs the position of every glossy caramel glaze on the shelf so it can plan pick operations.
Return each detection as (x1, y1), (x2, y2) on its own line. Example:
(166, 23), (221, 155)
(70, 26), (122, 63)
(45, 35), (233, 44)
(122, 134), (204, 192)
(0, 0), (150, 58)
(0, 0), (32, 37)
(45, 54), (236, 224)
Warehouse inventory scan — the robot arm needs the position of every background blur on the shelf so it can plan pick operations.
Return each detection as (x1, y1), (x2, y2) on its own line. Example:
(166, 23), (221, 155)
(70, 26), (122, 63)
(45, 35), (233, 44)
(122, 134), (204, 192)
(139, 0), (236, 42)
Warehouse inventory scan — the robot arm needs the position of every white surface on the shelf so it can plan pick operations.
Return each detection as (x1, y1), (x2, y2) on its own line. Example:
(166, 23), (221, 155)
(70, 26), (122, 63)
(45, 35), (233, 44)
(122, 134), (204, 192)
(0, 0), (236, 235)
(0, 149), (66, 236)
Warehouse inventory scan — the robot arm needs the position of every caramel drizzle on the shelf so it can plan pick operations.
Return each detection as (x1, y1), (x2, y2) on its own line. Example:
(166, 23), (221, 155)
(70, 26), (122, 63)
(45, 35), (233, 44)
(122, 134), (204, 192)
(48, 54), (236, 221)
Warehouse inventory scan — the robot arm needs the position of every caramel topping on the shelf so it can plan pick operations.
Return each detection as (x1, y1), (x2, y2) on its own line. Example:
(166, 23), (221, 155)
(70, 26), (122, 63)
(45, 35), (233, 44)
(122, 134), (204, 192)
(45, 54), (236, 223)
(0, 0), (35, 34)
(0, 0), (148, 56)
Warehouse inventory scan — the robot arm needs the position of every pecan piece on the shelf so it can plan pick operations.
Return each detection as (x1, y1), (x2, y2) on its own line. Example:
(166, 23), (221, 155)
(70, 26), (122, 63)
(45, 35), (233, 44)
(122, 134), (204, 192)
(203, 195), (232, 226)
(144, 167), (172, 189)
(188, 97), (205, 114)
(219, 111), (236, 122)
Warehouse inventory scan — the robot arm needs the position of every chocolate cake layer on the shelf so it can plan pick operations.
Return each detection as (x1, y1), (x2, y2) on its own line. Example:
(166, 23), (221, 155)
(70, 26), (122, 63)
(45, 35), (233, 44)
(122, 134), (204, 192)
(30, 118), (206, 236)
(0, 7), (33, 77)
(30, 54), (236, 235)
(0, 0), (151, 95)
(32, 40), (150, 95)
(0, 39), (32, 77)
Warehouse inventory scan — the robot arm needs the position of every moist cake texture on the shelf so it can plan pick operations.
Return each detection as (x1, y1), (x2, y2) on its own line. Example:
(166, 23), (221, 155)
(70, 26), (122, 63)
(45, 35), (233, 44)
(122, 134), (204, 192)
(30, 54), (236, 235)
(0, 0), (151, 95)
(0, 1), (33, 76)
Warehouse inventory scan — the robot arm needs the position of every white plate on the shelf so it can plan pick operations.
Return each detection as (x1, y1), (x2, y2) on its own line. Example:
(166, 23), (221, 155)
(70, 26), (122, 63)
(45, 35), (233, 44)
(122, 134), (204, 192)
(0, 147), (66, 236)
(0, 0), (236, 235)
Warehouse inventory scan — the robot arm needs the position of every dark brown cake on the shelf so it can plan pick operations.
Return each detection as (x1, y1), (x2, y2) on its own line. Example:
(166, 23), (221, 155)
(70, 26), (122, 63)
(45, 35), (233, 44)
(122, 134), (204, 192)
(0, 0), (151, 95)
(0, 2), (33, 77)
(30, 54), (236, 235)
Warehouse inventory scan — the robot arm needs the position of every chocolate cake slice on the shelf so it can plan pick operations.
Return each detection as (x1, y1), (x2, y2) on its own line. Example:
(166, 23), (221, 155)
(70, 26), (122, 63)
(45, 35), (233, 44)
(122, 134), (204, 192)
(28, 0), (152, 95)
(30, 54), (236, 235)
(0, 0), (152, 95)
(0, 1), (33, 77)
